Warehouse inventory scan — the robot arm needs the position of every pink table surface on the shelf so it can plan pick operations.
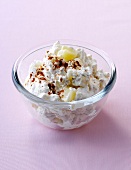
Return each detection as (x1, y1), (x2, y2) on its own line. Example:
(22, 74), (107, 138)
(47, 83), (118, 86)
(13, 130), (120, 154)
(0, 0), (131, 169)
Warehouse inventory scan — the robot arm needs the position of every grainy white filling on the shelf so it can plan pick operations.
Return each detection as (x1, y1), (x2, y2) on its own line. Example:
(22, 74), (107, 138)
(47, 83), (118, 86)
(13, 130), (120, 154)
(24, 42), (110, 129)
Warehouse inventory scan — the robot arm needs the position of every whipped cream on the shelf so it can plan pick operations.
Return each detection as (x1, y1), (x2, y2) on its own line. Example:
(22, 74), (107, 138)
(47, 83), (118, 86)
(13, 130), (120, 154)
(25, 41), (109, 102)
(24, 42), (110, 129)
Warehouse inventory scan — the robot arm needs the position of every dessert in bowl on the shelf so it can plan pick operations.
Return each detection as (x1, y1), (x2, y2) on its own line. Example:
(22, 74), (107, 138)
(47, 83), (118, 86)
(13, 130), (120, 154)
(12, 40), (116, 130)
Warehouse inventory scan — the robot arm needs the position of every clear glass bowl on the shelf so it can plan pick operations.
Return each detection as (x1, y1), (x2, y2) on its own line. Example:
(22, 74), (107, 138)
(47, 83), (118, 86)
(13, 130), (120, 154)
(12, 40), (116, 130)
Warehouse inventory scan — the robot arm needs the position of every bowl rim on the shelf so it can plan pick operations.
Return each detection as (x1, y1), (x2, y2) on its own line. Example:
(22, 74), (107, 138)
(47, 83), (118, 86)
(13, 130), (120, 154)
(12, 39), (117, 107)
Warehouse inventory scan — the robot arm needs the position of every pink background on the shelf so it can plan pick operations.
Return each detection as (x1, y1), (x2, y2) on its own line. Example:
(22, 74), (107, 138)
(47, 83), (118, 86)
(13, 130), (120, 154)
(0, 0), (131, 169)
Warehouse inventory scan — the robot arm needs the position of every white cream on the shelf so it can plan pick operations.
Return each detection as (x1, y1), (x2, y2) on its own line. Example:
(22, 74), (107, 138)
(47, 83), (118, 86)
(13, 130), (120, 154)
(24, 42), (110, 129)
(25, 41), (109, 102)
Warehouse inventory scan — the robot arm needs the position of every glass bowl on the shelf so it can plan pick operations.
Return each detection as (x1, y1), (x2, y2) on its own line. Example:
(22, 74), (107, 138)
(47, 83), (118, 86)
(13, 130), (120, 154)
(12, 40), (116, 130)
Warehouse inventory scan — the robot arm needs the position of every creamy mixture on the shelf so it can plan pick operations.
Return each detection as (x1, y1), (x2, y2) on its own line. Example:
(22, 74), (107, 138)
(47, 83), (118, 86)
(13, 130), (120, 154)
(25, 41), (109, 102)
